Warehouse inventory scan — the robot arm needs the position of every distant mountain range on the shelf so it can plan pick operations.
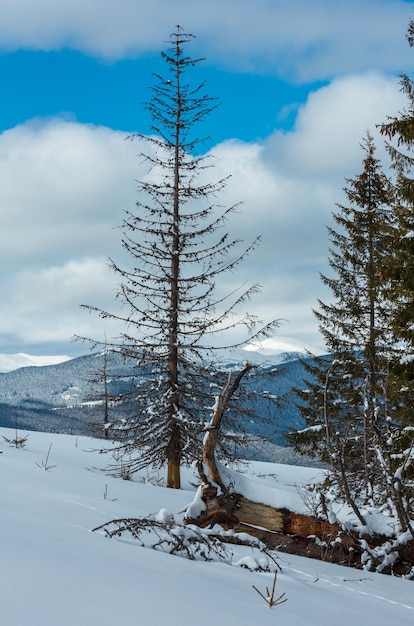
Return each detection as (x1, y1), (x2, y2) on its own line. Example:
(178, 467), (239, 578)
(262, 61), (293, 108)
(0, 349), (321, 464)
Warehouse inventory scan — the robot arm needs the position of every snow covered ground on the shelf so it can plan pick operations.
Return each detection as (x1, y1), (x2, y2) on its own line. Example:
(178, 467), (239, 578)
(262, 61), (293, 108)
(1, 427), (413, 625)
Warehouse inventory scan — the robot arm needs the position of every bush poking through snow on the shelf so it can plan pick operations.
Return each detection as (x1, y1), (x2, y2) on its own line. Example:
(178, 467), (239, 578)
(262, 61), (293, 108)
(36, 443), (57, 471)
(3, 432), (28, 448)
(92, 513), (280, 571)
(3, 409), (28, 448)
(252, 571), (288, 608)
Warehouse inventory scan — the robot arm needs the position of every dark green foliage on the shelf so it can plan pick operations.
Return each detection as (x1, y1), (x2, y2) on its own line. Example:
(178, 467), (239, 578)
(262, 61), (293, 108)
(289, 134), (407, 520)
(380, 23), (414, 425)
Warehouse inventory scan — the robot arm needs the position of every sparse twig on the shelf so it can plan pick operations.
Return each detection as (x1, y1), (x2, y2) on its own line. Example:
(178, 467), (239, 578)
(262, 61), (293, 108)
(103, 484), (117, 501)
(252, 571), (287, 608)
(36, 443), (57, 471)
(92, 516), (279, 571)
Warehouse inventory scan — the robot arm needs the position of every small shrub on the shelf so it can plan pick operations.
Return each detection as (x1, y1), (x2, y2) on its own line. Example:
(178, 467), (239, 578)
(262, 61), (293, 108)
(252, 571), (288, 608)
(36, 444), (57, 471)
(3, 410), (28, 448)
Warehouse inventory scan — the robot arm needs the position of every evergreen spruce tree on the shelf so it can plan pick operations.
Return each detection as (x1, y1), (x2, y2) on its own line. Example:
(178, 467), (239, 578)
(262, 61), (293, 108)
(81, 27), (278, 488)
(371, 19), (414, 534)
(380, 17), (414, 425)
(289, 134), (397, 519)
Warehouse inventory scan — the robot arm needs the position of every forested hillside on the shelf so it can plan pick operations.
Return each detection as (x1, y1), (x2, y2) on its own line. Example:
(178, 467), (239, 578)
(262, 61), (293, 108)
(0, 350), (316, 462)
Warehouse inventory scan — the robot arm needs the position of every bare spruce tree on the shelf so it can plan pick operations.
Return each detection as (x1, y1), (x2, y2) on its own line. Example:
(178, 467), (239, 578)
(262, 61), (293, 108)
(82, 27), (278, 488)
(84, 348), (123, 440)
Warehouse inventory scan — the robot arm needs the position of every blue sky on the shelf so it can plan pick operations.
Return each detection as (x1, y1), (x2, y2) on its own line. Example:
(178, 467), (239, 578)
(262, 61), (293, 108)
(0, 0), (413, 357)
(0, 49), (318, 144)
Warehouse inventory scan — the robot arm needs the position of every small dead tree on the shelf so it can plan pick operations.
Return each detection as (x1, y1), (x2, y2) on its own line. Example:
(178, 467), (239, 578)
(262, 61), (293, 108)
(198, 363), (255, 489)
(252, 572), (287, 608)
(3, 408), (28, 448)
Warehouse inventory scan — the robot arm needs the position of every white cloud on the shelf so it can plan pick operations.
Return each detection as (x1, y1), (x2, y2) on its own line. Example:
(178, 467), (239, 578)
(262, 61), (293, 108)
(205, 73), (406, 265)
(0, 1), (411, 81)
(202, 73), (406, 351)
(0, 71), (407, 354)
(266, 73), (407, 177)
(0, 258), (121, 346)
(245, 336), (324, 356)
(0, 119), (140, 267)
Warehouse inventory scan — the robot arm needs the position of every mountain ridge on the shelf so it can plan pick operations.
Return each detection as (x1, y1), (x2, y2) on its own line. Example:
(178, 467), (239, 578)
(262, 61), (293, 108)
(0, 349), (320, 463)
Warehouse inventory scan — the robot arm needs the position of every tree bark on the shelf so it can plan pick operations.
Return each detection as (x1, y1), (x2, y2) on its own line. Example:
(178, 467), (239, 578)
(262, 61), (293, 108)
(185, 366), (414, 575)
(167, 457), (181, 490)
(201, 364), (254, 487)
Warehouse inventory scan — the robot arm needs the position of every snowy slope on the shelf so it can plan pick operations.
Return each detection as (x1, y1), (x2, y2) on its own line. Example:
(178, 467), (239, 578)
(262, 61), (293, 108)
(0, 427), (413, 626)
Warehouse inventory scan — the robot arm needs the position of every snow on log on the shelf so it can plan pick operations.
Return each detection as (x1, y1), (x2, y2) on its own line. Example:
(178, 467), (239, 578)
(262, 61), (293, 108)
(184, 367), (414, 574)
(185, 365), (347, 545)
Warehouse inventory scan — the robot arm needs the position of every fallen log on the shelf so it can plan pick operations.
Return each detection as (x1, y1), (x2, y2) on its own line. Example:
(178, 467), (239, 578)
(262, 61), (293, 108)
(184, 367), (414, 576)
(185, 482), (355, 547)
(185, 475), (414, 574)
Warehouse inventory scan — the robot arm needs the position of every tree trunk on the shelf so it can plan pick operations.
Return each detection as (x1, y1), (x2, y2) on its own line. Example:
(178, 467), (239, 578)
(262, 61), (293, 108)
(167, 420), (182, 489)
(201, 364), (254, 487)
(167, 457), (181, 489)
